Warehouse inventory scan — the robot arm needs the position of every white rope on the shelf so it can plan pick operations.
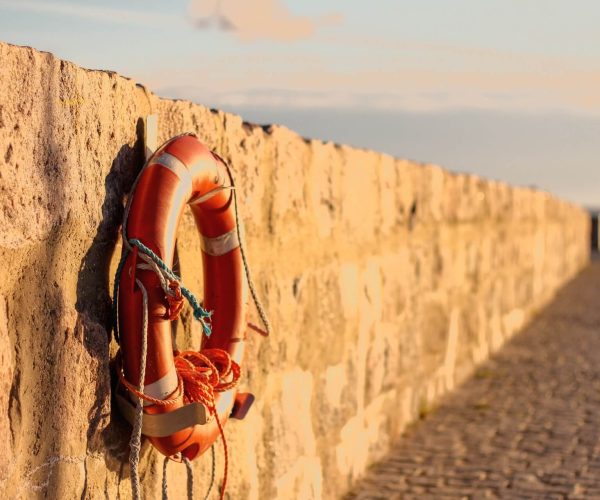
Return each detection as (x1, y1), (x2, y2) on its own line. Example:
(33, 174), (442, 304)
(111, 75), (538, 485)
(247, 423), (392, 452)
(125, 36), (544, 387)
(162, 456), (169, 500)
(130, 277), (149, 500)
(205, 446), (216, 500)
(130, 263), (202, 500)
(137, 256), (179, 299)
(161, 449), (216, 500)
(183, 457), (194, 500)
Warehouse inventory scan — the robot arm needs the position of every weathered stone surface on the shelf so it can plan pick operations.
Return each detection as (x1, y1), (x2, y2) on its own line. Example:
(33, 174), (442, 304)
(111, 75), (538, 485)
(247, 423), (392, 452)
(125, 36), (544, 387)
(0, 41), (590, 499)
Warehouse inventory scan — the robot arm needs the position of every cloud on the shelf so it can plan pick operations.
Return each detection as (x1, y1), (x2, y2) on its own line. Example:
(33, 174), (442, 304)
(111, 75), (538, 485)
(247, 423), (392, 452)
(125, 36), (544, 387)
(0, 0), (183, 27)
(188, 0), (341, 41)
(145, 36), (600, 115)
(151, 53), (600, 116)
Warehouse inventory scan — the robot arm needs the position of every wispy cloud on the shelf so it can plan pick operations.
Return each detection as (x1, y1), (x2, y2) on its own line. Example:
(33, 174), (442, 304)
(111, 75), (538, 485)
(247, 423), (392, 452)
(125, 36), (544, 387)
(147, 39), (600, 115)
(0, 0), (183, 27)
(188, 0), (341, 41)
(150, 58), (600, 115)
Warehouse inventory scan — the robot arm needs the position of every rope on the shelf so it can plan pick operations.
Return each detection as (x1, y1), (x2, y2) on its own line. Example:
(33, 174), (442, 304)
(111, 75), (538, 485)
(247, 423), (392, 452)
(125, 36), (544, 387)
(130, 238), (213, 334)
(205, 446), (216, 500)
(222, 159), (271, 337)
(129, 278), (149, 500)
(162, 457), (169, 500)
(162, 450), (214, 500)
(113, 240), (212, 341)
(173, 350), (236, 500)
(183, 458), (194, 500)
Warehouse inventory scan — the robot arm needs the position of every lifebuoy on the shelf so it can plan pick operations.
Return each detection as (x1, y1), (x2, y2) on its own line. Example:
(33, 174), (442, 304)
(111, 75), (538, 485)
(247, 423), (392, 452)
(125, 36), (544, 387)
(115, 133), (248, 461)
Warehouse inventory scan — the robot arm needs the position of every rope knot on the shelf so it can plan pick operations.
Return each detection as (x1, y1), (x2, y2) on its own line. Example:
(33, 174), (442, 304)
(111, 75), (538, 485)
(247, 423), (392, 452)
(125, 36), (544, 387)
(165, 281), (184, 320)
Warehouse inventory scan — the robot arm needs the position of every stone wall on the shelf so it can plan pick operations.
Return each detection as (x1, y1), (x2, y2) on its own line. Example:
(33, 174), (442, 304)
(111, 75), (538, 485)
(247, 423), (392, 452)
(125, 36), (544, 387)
(0, 41), (590, 499)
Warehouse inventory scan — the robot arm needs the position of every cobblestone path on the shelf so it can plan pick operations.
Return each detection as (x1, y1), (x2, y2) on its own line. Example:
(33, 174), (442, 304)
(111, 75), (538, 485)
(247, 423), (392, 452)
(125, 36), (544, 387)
(345, 258), (600, 499)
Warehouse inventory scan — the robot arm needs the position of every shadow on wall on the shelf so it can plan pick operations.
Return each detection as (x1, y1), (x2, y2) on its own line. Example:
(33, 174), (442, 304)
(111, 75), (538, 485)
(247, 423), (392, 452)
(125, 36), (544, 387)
(74, 118), (146, 477)
(9, 62), (149, 495)
(590, 210), (599, 252)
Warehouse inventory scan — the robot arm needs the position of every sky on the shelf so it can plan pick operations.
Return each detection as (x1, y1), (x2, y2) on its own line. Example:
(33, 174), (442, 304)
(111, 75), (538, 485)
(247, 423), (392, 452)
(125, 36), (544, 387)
(0, 0), (598, 207)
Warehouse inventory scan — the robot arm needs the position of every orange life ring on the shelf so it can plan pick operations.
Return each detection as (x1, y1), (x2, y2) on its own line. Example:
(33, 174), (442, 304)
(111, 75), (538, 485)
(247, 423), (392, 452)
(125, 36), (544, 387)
(116, 134), (247, 461)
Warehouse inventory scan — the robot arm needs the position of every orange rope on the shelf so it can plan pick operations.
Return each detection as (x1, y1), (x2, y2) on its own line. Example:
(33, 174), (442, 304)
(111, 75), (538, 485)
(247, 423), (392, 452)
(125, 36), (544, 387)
(247, 321), (269, 337)
(117, 348), (240, 500)
(165, 281), (184, 321)
(174, 350), (240, 499)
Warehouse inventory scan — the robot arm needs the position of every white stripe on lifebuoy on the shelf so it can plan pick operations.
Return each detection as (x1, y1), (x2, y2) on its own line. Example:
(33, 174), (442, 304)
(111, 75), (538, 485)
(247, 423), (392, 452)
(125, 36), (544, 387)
(201, 227), (240, 256)
(154, 152), (191, 182)
(131, 366), (179, 406)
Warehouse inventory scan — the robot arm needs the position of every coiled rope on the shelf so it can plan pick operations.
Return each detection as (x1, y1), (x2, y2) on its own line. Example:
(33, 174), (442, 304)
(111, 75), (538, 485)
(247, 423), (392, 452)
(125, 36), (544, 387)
(112, 145), (270, 500)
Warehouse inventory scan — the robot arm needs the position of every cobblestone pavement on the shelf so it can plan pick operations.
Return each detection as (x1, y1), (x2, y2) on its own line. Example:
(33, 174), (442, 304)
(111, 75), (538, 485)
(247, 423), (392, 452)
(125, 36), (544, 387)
(345, 258), (600, 500)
